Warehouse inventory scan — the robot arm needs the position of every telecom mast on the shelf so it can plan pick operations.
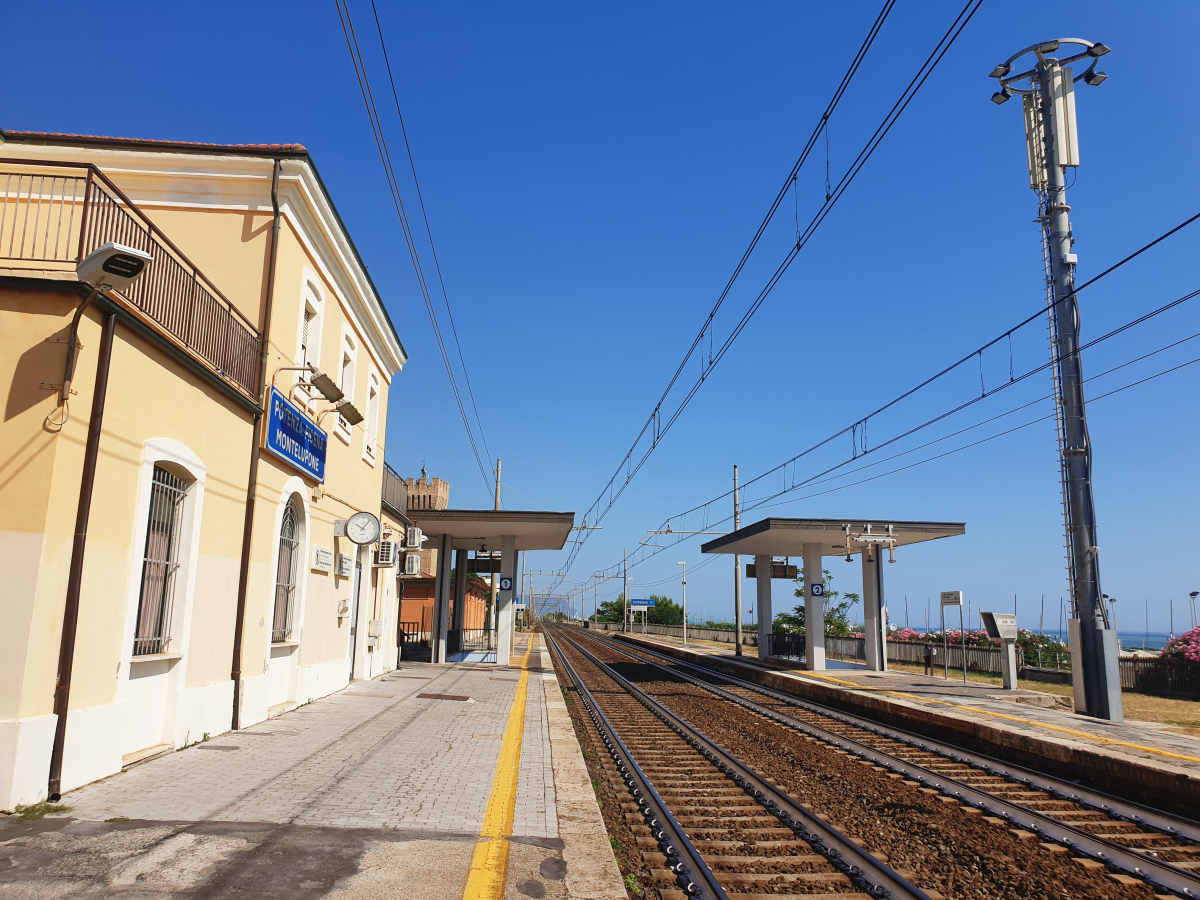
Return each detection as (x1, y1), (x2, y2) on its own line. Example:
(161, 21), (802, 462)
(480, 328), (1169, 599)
(990, 39), (1122, 721)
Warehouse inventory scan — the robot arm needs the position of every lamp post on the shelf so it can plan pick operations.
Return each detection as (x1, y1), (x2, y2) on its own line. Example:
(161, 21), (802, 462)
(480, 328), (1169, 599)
(677, 561), (687, 644)
(991, 38), (1121, 722)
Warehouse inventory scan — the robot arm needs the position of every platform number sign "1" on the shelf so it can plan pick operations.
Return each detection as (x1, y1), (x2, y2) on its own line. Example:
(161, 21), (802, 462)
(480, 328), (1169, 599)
(499, 577), (513, 592)
(810, 584), (825, 597)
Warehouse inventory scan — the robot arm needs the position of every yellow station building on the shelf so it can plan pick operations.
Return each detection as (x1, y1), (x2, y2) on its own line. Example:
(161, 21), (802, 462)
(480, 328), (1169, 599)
(0, 129), (409, 809)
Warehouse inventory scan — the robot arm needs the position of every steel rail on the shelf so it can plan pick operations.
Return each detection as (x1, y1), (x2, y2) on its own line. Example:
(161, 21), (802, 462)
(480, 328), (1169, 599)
(550, 627), (932, 900)
(608, 632), (1200, 841)
(587, 630), (1200, 898)
(543, 627), (730, 900)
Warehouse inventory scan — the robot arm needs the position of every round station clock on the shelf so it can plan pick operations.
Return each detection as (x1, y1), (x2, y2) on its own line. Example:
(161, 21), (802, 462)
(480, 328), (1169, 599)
(345, 511), (381, 545)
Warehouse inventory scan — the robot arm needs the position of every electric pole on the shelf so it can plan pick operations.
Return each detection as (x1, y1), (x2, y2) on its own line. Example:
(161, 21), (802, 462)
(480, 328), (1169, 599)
(623, 549), (629, 635)
(991, 38), (1121, 721)
(488, 457), (501, 647)
(678, 560), (687, 644)
(733, 464), (743, 655)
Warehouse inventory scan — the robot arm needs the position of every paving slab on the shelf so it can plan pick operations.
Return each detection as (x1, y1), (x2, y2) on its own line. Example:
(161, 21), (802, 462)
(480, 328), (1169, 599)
(0, 633), (624, 900)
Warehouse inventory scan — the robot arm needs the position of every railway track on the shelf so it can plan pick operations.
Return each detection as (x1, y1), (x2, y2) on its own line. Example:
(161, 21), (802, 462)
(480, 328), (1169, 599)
(565, 626), (1200, 899)
(544, 626), (932, 900)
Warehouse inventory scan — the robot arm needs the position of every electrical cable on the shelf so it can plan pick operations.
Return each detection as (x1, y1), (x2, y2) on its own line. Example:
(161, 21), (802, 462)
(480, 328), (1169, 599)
(593, 281), (1200, 580)
(369, 0), (494, 469)
(558, 0), (981, 586)
(334, 0), (493, 495)
(625, 250), (1200, 572)
(620, 347), (1200, 584)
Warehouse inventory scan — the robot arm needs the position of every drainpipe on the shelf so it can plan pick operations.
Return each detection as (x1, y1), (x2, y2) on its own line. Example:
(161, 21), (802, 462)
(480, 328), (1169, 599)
(47, 307), (118, 801)
(230, 159), (282, 731)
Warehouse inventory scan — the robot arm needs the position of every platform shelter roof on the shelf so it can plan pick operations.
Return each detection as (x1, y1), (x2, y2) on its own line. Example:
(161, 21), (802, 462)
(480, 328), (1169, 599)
(406, 508), (575, 551)
(700, 517), (965, 558)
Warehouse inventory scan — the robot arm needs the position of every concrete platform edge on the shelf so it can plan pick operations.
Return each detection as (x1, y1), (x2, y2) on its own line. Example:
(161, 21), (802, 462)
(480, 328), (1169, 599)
(542, 669), (627, 900)
(616, 633), (1200, 819)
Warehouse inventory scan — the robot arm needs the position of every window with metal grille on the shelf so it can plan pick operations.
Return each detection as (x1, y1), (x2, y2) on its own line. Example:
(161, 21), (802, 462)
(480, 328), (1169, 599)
(133, 466), (189, 655)
(301, 308), (314, 365)
(272, 496), (301, 642)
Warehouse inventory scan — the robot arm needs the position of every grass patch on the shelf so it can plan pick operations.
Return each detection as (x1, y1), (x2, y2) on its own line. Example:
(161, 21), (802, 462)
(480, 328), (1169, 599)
(561, 686), (569, 702)
(609, 835), (622, 849)
(623, 873), (640, 895)
(15, 802), (71, 821)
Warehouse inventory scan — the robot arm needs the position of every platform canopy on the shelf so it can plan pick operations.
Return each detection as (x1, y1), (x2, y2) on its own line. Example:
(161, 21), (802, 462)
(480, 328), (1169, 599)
(700, 517), (965, 557)
(406, 509), (575, 551)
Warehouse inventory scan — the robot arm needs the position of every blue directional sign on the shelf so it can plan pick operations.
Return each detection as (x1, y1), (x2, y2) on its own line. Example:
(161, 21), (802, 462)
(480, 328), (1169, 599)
(629, 598), (655, 607)
(810, 584), (825, 597)
(265, 386), (327, 482)
(499, 577), (513, 591)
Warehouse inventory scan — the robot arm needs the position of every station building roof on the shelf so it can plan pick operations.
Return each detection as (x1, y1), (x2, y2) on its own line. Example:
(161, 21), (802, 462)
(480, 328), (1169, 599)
(406, 509), (575, 552)
(700, 517), (965, 558)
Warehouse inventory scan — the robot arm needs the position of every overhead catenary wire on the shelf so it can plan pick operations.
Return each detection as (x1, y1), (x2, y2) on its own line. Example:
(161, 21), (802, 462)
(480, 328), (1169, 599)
(594, 274), (1200, 581)
(368, 0), (493, 469)
(334, 0), (493, 495)
(558, 0), (983, 587)
(604, 215), (1200, 582)
(616, 347), (1200, 587)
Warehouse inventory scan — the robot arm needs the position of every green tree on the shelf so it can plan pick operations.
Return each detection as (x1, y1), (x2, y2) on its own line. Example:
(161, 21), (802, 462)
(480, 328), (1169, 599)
(595, 594), (629, 623)
(772, 568), (860, 637)
(646, 594), (683, 626)
(592, 593), (684, 625)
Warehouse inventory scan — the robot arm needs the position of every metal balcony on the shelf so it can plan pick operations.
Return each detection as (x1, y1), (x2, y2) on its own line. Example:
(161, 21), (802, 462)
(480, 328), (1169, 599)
(0, 159), (261, 396)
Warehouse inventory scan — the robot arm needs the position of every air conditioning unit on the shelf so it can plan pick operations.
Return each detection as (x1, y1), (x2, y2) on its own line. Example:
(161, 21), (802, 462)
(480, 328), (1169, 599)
(406, 526), (423, 548)
(403, 552), (422, 576)
(374, 540), (397, 567)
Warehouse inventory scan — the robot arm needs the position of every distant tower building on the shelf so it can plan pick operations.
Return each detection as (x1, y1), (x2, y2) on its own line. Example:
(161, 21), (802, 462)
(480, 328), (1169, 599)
(405, 467), (449, 574)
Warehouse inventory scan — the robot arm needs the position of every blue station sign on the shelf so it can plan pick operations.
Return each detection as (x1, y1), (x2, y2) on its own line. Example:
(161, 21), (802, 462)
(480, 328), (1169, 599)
(629, 598), (656, 607)
(265, 386), (327, 483)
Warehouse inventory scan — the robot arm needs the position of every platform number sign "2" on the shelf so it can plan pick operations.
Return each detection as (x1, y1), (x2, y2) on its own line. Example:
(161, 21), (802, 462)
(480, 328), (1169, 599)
(810, 584), (825, 597)
(500, 577), (513, 592)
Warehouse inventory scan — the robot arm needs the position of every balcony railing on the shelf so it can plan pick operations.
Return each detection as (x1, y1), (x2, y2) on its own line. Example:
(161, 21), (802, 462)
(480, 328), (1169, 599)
(382, 462), (408, 515)
(0, 159), (261, 396)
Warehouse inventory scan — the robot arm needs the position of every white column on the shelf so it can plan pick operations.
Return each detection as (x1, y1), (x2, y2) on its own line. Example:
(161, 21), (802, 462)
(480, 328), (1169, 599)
(861, 548), (886, 671)
(432, 533), (453, 663)
(803, 543), (825, 671)
(755, 554), (772, 660)
(497, 535), (517, 664)
(351, 544), (373, 680)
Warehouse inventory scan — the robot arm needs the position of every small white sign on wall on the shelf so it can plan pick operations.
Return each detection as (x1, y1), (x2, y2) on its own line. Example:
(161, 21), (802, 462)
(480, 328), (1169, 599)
(337, 553), (354, 578)
(312, 546), (333, 573)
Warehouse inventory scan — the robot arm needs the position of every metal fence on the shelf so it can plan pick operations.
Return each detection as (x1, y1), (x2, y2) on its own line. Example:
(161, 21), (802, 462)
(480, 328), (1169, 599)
(589, 622), (1200, 699)
(448, 628), (493, 653)
(1, 160), (261, 396)
(1122, 657), (1200, 700)
(591, 622), (759, 645)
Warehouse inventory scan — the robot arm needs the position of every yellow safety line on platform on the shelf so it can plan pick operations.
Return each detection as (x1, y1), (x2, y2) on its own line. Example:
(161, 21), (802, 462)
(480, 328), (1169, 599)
(462, 637), (536, 900)
(777, 665), (1200, 764)
(635, 638), (1200, 765)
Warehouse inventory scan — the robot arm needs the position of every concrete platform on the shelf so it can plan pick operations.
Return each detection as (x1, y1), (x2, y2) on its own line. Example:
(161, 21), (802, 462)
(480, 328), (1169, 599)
(0, 634), (625, 900)
(616, 631), (1200, 819)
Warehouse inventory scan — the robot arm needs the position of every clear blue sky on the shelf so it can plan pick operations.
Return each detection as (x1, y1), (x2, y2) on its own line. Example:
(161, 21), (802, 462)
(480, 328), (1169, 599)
(5, 1), (1199, 633)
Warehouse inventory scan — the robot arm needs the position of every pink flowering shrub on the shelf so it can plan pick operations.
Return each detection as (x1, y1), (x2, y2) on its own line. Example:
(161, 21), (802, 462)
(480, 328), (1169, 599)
(1161, 626), (1200, 663)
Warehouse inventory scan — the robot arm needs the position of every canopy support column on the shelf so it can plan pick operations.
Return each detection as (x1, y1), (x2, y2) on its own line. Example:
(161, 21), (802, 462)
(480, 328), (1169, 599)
(498, 535), (517, 664)
(755, 554), (772, 660)
(432, 533), (453, 663)
(803, 543), (825, 671)
(862, 548), (887, 672)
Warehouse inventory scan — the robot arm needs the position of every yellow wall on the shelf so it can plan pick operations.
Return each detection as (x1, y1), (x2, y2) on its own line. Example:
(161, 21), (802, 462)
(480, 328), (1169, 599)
(1, 149), (402, 794)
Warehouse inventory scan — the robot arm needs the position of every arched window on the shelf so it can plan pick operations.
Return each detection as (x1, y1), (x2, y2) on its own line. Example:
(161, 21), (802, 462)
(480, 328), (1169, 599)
(272, 497), (301, 642)
(133, 465), (190, 655)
